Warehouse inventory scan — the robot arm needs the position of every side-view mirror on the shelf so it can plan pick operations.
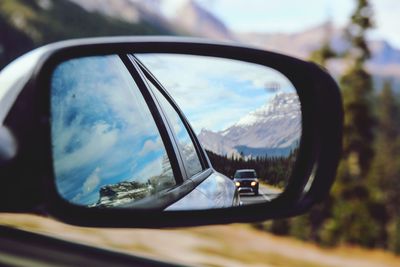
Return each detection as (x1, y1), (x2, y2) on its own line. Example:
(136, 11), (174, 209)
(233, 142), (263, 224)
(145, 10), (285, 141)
(0, 37), (342, 228)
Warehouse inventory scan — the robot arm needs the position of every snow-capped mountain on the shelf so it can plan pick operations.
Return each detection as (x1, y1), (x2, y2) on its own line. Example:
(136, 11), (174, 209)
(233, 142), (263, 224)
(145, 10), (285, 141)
(198, 93), (301, 158)
(93, 154), (174, 208)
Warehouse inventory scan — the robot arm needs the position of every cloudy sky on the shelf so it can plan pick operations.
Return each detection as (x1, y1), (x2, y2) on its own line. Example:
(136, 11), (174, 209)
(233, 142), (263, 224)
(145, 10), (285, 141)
(189, 0), (400, 48)
(52, 55), (175, 206)
(137, 54), (297, 133)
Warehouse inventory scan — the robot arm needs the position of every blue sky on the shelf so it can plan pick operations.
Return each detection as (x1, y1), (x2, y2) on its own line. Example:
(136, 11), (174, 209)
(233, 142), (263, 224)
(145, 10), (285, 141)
(137, 54), (298, 133)
(193, 0), (400, 48)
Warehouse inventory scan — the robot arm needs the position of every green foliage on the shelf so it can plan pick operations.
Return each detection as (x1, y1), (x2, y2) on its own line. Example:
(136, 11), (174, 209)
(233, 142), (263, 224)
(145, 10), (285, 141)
(347, 0), (373, 63)
(340, 63), (375, 178)
(286, 78), (400, 252)
(328, 0), (377, 248)
(309, 42), (336, 66)
(279, 0), (399, 251)
(289, 215), (311, 241)
(206, 149), (298, 188)
(368, 81), (400, 253)
(369, 82), (400, 206)
(269, 219), (291, 236)
(388, 218), (400, 254)
(329, 198), (386, 247)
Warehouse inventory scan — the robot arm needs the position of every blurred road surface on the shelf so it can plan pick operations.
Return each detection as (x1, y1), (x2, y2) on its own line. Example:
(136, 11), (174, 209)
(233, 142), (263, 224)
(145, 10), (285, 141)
(240, 183), (282, 205)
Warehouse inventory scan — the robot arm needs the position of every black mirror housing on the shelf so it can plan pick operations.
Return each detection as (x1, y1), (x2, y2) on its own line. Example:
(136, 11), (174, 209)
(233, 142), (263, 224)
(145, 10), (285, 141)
(0, 37), (343, 228)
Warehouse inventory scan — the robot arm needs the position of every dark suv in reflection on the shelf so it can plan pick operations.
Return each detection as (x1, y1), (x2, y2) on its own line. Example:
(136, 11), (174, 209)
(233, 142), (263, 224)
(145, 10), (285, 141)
(233, 169), (259, 196)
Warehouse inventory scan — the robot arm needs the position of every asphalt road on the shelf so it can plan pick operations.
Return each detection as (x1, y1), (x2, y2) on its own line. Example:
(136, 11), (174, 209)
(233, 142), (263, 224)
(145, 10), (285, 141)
(240, 183), (282, 205)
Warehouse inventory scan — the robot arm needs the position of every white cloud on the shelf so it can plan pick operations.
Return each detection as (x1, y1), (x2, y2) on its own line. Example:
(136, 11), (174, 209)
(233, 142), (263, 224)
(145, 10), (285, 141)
(372, 0), (400, 47)
(52, 55), (163, 177)
(136, 156), (164, 182)
(53, 122), (119, 175)
(83, 167), (101, 194)
(137, 54), (296, 132)
(71, 167), (101, 203)
(52, 55), (175, 204)
(139, 137), (163, 156)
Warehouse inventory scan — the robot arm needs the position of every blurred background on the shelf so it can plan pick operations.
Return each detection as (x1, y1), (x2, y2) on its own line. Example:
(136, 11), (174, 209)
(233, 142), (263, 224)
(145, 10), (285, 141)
(1, 0), (400, 266)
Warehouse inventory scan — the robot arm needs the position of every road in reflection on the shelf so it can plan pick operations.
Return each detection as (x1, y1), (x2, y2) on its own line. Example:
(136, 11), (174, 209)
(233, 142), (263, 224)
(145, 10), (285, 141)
(239, 183), (282, 206)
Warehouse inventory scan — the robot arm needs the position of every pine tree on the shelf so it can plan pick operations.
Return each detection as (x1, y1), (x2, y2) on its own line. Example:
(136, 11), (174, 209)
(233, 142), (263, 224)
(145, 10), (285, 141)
(340, 0), (375, 179)
(370, 81), (400, 209)
(325, 0), (380, 247)
(369, 81), (400, 251)
(309, 21), (337, 66)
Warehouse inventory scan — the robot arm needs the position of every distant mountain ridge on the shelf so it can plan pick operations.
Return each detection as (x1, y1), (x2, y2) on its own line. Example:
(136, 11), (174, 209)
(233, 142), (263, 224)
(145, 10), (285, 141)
(170, 0), (234, 40)
(69, 0), (233, 40)
(237, 23), (400, 89)
(68, 0), (173, 33)
(67, 0), (400, 88)
(198, 93), (301, 158)
(0, 0), (172, 69)
(4, 0), (399, 87)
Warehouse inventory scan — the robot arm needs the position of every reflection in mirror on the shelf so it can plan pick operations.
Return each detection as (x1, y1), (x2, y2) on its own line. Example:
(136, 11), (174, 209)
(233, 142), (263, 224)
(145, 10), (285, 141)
(137, 54), (301, 206)
(51, 55), (176, 208)
(50, 53), (301, 210)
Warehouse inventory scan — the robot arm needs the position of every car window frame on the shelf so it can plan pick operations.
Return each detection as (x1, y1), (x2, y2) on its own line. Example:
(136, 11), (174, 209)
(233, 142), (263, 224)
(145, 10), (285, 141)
(130, 55), (214, 185)
(36, 52), (217, 211)
(146, 80), (205, 178)
(109, 54), (213, 210)
(118, 54), (185, 186)
(49, 54), (181, 207)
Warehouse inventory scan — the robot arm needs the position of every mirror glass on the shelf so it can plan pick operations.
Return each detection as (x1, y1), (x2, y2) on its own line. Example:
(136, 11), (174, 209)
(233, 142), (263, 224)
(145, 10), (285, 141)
(50, 53), (301, 210)
(51, 55), (176, 207)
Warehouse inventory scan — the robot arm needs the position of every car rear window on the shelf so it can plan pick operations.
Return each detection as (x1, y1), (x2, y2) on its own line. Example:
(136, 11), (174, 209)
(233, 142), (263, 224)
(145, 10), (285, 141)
(234, 171), (256, 178)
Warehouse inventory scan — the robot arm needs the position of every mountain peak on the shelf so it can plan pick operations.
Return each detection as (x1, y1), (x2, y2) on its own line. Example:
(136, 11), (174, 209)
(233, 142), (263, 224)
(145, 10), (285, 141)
(235, 93), (300, 127)
(171, 0), (234, 40)
(198, 93), (301, 158)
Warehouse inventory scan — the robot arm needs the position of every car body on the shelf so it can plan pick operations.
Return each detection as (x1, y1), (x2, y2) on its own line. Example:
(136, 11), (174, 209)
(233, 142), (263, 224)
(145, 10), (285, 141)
(233, 169), (259, 195)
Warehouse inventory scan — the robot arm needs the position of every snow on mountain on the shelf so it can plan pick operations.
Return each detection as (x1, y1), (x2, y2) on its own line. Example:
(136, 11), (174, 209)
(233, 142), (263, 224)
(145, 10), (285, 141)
(198, 93), (301, 158)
